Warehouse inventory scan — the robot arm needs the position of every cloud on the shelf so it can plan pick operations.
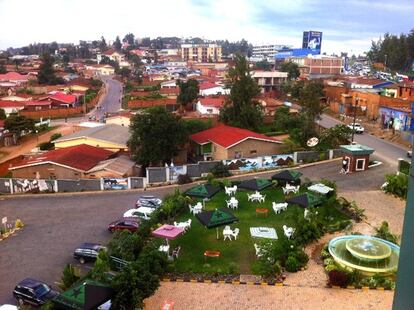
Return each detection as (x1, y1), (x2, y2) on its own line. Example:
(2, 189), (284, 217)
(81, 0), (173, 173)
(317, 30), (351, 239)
(0, 0), (412, 55)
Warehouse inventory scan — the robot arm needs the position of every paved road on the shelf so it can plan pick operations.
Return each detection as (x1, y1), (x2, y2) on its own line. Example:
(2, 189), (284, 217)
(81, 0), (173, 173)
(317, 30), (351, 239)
(320, 114), (410, 165)
(0, 160), (393, 304)
(51, 77), (123, 125)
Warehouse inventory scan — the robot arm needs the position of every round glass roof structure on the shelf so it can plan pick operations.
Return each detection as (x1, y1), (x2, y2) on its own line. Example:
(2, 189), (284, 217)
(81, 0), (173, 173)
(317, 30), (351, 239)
(328, 235), (399, 275)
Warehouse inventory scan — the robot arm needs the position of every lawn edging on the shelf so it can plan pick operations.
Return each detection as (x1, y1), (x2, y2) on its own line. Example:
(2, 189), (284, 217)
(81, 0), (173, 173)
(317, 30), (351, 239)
(161, 277), (285, 286)
(326, 284), (394, 291)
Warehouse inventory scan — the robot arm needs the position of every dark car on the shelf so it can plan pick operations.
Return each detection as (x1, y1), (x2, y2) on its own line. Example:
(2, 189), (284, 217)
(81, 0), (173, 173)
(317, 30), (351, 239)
(135, 195), (162, 208)
(108, 220), (139, 233)
(73, 242), (107, 264)
(13, 278), (58, 306)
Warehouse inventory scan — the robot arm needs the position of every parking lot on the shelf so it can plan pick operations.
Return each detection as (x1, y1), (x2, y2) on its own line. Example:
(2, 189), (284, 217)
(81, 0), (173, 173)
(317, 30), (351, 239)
(0, 159), (393, 304)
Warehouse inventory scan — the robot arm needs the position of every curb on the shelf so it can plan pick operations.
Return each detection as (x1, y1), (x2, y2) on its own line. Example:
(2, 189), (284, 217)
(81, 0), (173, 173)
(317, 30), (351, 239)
(161, 278), (285, 286)
(326, 284), (394, 291)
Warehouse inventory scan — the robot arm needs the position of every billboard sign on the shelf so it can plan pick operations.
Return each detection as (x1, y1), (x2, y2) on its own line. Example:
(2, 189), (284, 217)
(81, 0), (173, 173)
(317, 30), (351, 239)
(274, 48), (320, 59)
(302, 31), (322, 53)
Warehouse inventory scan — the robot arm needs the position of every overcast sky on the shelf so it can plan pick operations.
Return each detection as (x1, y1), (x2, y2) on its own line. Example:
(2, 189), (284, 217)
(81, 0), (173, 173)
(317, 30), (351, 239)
(1, 0), (413, 55)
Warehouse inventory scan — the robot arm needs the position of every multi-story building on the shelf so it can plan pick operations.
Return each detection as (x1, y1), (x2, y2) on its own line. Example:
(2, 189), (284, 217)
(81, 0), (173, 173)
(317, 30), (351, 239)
(251, 71), (288, 93)
(181, 44), (222, 62)
(288, 55), (343, 78)
(252, 44), (292, 61)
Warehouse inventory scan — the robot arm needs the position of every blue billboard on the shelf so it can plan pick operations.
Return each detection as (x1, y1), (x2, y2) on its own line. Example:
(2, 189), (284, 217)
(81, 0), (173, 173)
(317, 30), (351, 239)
(274, 48), (320, 59)
(302, 31), (322, 53)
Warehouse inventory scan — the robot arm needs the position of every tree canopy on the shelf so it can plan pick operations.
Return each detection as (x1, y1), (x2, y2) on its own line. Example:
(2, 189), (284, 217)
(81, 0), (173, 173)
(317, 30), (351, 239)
(128, 106), (187, 166)
(176, 79), (199, 108)
(37, 53), (63, 85)
(0, 108), (6, 120)
(123, 33), (135, 46)
(114, 36), (122, 51)
(254, 60), (272, 71)
(4, 115), (35, 137)
(367, 29), (414, 72)
(281, 62), (300, 80)
(220, 54), (263, 130)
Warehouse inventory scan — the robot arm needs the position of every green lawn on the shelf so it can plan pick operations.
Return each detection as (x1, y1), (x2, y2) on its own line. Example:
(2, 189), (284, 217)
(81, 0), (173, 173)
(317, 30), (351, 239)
(166, 186), (349, 275)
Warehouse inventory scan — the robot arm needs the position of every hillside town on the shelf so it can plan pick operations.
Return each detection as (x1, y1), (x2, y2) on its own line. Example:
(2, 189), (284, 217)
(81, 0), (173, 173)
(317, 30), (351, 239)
(0, 1), (414, 309)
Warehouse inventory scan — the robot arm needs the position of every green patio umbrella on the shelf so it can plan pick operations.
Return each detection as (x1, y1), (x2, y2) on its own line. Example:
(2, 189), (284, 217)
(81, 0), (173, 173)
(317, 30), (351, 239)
(53, 279), (114, 310)
(238, 178), (272, 191)
(185, 184), (220, 199)
(196, 208), (239, 239)
(271, 170), (302, 184)
(286, 192), (322, 208)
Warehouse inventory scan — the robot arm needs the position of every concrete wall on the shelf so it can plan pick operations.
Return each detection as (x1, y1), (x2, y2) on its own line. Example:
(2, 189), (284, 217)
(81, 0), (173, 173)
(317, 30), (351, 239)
(0, 178), (12, 193)
(130, 177), (145, 189)
(57, 179), (101, 192)
(147, 167), (167, 183)
(296, 151), (330, 163)
(186, 164), (200, 177)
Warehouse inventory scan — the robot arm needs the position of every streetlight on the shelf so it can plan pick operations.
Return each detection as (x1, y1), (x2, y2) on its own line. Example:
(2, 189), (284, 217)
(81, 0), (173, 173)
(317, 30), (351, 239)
(351, 97), (359, 143)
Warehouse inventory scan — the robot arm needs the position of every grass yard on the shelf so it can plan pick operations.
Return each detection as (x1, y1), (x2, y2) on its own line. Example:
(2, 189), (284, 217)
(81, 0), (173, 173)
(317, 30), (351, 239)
(167, 185), (349, 275)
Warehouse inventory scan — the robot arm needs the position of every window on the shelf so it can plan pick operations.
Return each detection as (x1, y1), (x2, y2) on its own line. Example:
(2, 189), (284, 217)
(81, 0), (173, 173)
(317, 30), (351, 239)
(234, 151), (242, 159)
(356, 158), (365, 171)
(250, 150), (257, 155)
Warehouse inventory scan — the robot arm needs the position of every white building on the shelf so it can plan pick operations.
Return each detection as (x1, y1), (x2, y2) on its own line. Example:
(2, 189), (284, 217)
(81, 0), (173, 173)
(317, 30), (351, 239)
(252, 44), (292, 61)
(199, 83), (230, 96)
(195, 97), (225, 115)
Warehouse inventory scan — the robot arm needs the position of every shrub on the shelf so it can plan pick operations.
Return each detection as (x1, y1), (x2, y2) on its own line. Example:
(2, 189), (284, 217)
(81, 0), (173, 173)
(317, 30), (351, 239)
(177, 174), (192, 185)
(383, 173), (408, 199)
(38, 141), (54, 151)
(320, 244), (330, 259)
(257, 258), (281, 277)
(59, 264), (80, 290)
(50, 133), (62, 141)
(336, 197), (366, 222)
(285, 255), (301, 272)
(210, 162), (231, 178)
(374, 221), (398, 244)
(328, 269), (349, 287)
(347, 270), (362, 286)
(325, 264), (338, 272)
(15, 219), (24, 229)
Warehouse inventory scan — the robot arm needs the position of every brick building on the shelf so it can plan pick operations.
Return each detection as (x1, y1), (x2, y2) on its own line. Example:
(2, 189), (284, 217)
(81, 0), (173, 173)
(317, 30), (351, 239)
(181, 44), (222, 62)
(288, 55), (343, 78)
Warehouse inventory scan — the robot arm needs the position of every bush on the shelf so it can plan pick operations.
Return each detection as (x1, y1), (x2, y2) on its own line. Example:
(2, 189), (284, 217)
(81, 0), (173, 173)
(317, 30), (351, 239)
(257, 258), (281, 277)
(177, 174), (192, 184)
(38, 141), (54, 151)
(374, 221), (398, 244)
(285, 255), (301, 272)
(59, 264), (80, 290)
(50, 133), (62, 141)
(328, 269), (349, 287)
(336, 197), (366, 222)
(383, 173), (408, 199)
(15, 219), (24, 229)
(210, 162), (231, 178)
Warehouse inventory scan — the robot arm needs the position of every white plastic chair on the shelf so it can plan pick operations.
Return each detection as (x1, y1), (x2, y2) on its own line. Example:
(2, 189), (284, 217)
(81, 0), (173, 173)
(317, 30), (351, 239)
(259, 194), (266, 203)
(247, 194), (254, 202)
(254, 243), (262, 257)
(189, 204), (195, 215)
(232, 228), (240, 240)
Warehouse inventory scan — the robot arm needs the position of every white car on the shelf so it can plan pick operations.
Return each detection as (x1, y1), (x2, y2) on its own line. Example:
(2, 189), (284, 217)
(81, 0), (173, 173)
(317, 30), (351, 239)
(124, 207), (155, 220)
(347, 123), (364, 134)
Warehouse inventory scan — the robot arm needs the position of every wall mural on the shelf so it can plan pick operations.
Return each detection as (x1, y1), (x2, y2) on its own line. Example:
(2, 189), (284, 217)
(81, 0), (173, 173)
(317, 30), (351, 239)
(223, 154), (294, 171)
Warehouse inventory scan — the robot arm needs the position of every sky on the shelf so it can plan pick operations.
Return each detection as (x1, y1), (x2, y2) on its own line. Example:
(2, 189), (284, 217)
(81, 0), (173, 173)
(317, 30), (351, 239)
(0, 0), (413, 55)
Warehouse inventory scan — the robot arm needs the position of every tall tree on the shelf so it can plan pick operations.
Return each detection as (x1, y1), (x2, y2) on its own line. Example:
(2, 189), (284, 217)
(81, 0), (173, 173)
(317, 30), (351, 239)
(128, 106), (187, 166)
(176, 79), (199, 110)
(99, 36), (107, 51)
(123, 33), (135, 46)
(255, 60), (271, 71)
(0, 108), (6, 120)
(281, 62), (300, 80)
(0, 61), (6, 74)
(38, 53), (63, 85)
(220, 54), (263, 130)
(114, 36), (122, 51)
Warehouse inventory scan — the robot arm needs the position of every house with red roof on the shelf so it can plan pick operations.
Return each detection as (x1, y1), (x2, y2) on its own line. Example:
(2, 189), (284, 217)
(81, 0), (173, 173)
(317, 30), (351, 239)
(189, 124), (282, 161)
(9, 144), (115, 179)
(0, 100), (26, 116)
(40, 92), (78, 107)
(195, 97), (226, 115)
(0, 72), (32, 85)
(199, 82), (230, 96)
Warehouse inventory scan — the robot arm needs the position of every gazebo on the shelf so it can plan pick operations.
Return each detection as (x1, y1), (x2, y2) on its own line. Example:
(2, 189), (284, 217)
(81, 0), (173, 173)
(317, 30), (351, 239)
(271, 170), (302, 185)
(238, 178), (272, 191)
(185, 184), (220, 199)
(286, 192), (323, 208)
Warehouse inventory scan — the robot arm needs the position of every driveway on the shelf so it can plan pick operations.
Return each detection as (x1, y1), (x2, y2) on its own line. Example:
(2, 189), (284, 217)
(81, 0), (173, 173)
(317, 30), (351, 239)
(0, 160), (394, 304)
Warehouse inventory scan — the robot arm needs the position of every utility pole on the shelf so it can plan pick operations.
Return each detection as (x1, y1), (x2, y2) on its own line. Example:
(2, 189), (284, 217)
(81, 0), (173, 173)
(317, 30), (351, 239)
(351, 97), (359, 143)
(393, 148), (414, 309)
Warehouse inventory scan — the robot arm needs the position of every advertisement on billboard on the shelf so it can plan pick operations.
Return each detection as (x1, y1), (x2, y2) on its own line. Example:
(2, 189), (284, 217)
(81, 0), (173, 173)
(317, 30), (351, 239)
(302, 31), (322, 52)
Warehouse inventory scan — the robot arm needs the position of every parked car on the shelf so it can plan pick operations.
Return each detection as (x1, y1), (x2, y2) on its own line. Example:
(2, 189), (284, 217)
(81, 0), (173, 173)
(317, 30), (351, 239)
(0, 305), (18, 310)
(135, 195), (162, 208)
(407, 150), (412, 158)
(108, 219), (139, 233)
(347, 123), (364, 134)
(13, 278), (58, 306)
(73, 242), (107, 264)
(124, 207), (155, 220)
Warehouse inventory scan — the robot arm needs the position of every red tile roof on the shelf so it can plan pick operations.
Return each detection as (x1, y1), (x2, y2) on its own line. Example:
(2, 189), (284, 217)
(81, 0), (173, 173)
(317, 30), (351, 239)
(24, 100), (52, 106)
(198, 97), (225, 108)
(190, 124), (281, 148)
(10, 144), (113, 172)
(0, 100), (26, 108)
(0, 72), (30, 81)
(48, 92), (77, 104)
(199, 82), (221, 90)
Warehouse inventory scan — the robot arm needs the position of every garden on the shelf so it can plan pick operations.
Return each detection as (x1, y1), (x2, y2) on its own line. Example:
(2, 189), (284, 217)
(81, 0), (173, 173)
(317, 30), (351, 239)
(162, 175), (351, 279)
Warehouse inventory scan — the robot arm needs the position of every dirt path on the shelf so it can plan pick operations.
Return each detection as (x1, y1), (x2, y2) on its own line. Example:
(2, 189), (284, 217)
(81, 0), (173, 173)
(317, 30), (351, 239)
(0, 124), (75, 164)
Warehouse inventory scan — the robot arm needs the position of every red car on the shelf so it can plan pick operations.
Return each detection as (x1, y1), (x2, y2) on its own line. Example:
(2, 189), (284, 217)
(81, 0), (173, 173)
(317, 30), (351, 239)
(108, 220), (139, 233)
